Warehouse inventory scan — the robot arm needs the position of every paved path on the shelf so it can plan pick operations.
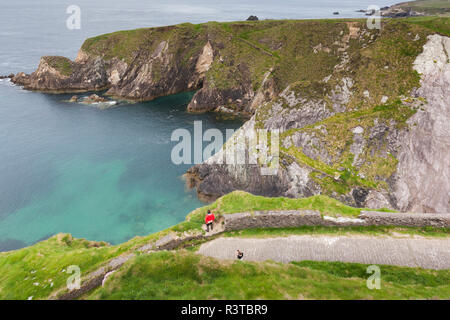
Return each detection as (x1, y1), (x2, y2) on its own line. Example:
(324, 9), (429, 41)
(197, 235), (450, 270)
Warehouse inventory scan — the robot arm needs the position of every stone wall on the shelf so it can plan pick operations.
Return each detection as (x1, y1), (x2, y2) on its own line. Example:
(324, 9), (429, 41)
(222, 210), (450, 231)
(223, 210), (322, 231)
(359, 211), (450, 228)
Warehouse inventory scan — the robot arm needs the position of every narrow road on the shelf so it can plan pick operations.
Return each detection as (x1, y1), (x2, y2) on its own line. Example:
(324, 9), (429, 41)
(197, 235), (450, 270)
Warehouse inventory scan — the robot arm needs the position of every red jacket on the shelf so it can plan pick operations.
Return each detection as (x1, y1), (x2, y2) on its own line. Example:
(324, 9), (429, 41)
(205, 213), (215, 224)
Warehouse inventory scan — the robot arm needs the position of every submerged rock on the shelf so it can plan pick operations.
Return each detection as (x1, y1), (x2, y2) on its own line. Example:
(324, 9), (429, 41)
(82, 94), (108, 103)
(75, 93), (118, 108)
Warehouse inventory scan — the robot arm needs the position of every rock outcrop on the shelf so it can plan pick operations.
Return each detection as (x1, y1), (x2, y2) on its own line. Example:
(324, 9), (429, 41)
(12, 23), (277, 115)
(12, 55), (109, 92)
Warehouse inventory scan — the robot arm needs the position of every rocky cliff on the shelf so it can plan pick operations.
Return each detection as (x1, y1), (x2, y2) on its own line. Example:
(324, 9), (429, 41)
(394, 34), (450, 213)
(185, 19), (450, 213)
(12, 18), (450, 212)
(380, 1), (450, 18)
(12, 22), (280, 115)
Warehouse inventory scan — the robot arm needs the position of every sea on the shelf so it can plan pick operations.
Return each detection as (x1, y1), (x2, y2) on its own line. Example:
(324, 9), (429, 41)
(0, 0), (398, 250)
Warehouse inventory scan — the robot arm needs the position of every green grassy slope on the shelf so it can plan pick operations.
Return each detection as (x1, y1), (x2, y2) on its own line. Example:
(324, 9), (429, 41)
(86, 251), (450, 300)
(1, 191), (448, 300)
(0, 234), (120, 300)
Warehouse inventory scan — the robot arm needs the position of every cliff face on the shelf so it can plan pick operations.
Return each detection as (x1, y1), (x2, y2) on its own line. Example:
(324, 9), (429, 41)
(185, 19), (450, 213)
(187, 32), (450, 212)
(394, 35), (450, 213)
(12, 55), (109, 92)
(12, 18), (450, 212)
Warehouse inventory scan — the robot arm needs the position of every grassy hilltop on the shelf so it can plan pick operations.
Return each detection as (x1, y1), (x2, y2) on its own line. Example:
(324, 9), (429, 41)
(79, 16), (449, 93)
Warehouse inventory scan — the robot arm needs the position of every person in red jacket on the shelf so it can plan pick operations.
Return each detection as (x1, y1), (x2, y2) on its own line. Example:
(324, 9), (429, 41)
(205, 210), (215, 232)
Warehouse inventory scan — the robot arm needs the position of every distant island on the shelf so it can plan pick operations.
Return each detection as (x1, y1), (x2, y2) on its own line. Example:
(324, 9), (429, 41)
(358, 0), (450, 17)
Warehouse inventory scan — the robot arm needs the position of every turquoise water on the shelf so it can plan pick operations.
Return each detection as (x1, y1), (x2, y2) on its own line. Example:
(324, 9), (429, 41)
(0, 83), (242, 250)
(0, 0), (398, 250)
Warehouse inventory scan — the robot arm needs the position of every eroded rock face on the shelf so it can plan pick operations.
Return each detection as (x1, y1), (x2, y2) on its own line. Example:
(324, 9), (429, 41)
(247, 69), (276, 114)
(12, 40), (206, 101)
(69, 95), (78, 103)
(186, 116), (323, 202)
(187, 85), (252, 113)
(188, 34), (450, 212)
(195, 41), (214, 75)
(187, 60), (269, 115)
(82, 94), (108, 103)
(12, 55), (109, 92)
(393, 35), (450, 213)
(105, 40), (205, 101)
(264, 77), (353, 131)
(186, 118), (291, 201)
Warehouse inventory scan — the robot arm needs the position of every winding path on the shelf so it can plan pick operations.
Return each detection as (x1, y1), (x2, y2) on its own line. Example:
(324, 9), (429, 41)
(197, 235), (450, 270)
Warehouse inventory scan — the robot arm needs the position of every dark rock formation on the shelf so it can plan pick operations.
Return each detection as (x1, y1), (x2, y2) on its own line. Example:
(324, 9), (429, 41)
(12, 27), (274, 116)
(352, 188), (369, 207)
(393, 35), (450, 213)
(0, 74), (14, 79)
(246, 15), (259, 21)
(69, 95), (78, 103)
(186, 163), (292, 202)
